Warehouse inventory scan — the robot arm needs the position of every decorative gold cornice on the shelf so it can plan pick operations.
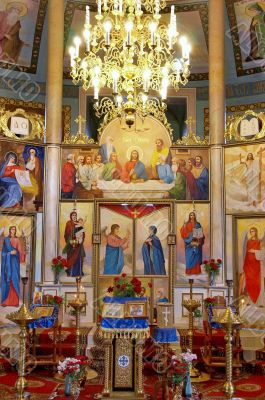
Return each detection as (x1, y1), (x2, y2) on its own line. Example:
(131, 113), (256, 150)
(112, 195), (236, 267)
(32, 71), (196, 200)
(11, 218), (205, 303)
(225, 110), (265, 143)
(174, 116), (208, 145)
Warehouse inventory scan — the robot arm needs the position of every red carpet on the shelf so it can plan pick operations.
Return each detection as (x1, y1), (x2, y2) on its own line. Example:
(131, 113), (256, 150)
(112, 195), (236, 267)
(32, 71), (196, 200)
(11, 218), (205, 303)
(1, 369), (265, 399)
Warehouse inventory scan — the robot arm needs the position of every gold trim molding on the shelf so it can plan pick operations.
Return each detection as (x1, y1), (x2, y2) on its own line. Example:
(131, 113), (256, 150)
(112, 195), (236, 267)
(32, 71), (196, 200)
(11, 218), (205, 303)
(174, 116), (209, 146)
(0, 107), (45, 141)
(225, 110), (265, 143)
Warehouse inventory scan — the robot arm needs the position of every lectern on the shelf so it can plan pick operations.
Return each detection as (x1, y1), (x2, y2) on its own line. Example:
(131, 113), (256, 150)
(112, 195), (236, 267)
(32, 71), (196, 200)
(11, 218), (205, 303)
(99, 297), (150, 399)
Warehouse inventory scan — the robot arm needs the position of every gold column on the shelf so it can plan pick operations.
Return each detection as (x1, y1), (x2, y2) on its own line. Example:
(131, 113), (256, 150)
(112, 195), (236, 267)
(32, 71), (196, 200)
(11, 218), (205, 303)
(103, 340), (112, 396)
(136, 339), (144, 397)
(209, 0), (225, 262)
(44, 0), (64, 271)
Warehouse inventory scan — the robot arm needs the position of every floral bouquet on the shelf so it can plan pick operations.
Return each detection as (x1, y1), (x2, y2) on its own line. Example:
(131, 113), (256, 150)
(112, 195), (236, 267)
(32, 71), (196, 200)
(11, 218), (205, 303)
(46, 295), (64, 306)
(181, 349), (197, 364)
(203, 259), (222, 275)
(171, 355), (188, 385)
(107, 273), (152, 297)
(204, 297), (216, 308)
(51, 256), (69, 273)
(58, 356), (90, 379)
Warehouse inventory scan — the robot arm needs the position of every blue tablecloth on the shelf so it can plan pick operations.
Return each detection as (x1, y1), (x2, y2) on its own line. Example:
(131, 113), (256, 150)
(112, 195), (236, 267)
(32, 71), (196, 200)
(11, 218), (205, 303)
(101, 317), (149, 330)
(28, 304), (59, 329)
(152, 327), (178, 343)
(103, 296), (148, 304)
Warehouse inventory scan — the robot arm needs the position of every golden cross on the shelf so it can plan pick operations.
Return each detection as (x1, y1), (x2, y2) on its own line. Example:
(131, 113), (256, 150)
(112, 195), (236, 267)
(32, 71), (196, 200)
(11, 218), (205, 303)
(131, 209), (140, 219)
(185, 116), (196, 136)
(75, 115), (86, 135)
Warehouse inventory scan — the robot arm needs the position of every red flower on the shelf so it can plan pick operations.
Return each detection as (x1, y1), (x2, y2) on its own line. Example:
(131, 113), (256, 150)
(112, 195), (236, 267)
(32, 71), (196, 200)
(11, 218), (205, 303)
(107, 286), (114, 293)
(121, 273), (127, 278)
(217, 259), (222, 264)
(212, 265), (218, 271)
(134, 286), (142, 294)
(54, 295), (63, 304)
(114, 277), (119, 281)
(210, 259), (215, 263)
(61, 258), (68, 267)
(120, 284), (126, 290)
(116, 284), (121, 289)
(52, 258), (58, 265)
(148, 282), (152, 288)
(57, 255), (62, 260)
(203, 260), (208, 265)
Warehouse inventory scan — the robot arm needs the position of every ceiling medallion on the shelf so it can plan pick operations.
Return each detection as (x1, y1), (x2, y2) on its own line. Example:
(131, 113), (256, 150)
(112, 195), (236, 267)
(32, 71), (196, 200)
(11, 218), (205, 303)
(69, 0), (191, 128)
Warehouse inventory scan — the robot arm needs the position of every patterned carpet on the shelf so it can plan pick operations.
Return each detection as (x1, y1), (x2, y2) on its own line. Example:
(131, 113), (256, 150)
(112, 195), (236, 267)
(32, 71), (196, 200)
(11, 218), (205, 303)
(1, 369), (265, 399)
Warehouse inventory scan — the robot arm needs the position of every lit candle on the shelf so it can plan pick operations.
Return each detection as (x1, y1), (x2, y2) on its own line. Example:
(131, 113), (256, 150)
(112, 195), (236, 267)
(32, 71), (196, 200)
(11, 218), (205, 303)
(149, 21), (157, 46)
(112, 69), (119, 93)
(69, 46), (75, 67)
(94, 85), (99, 100)
(98, 0), (102, 15)
(180, 36), (188, 59)
(136, 0), (141, 12)
(73, 36), (81, 58)
(104, 20), (112, 45)
(125, 20), (133, 46)
(104, 0), (107, 10)
(119, 0), (122, 13)
(84, 29), (90, 52)
(116, 95), (122, 108)
(86, 5), (90, 25)
(114, 0), (118, 12)
(161, 67), (168, 100)
(155, 0), (159, 15)
(170, 5), (174, 25)
(143, 68), (151, 92)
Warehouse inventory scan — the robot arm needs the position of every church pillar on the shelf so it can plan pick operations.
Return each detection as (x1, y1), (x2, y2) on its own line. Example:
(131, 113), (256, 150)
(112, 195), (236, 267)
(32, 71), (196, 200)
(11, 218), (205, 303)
(209, 0), (225, 264)
(44, 0), (64, 275)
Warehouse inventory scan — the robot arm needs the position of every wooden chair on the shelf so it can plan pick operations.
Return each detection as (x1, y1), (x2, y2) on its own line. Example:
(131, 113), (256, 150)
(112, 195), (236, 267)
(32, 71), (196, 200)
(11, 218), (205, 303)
(201, 296), (242, 377)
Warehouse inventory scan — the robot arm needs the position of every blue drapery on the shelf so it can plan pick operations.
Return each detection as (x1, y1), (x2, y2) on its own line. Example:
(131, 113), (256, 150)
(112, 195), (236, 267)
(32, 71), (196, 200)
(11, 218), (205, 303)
(28, 304), (59, 329)
(101, 317), (149, 329)
(152, 327), (178, 343)
(1, 237), (20, 304)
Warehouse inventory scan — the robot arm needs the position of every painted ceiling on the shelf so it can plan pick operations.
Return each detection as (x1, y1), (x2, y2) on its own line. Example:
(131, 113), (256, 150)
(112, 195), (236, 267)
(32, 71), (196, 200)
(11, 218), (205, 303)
(0, 0), (264, 85)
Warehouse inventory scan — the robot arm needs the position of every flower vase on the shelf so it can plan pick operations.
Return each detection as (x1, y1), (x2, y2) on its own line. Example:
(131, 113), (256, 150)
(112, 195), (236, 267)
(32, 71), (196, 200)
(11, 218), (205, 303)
(209, 272), (216, 286)
(54, 271), (60, 284)
(64, 374), (72, 396)
(182, 367), (192, 398)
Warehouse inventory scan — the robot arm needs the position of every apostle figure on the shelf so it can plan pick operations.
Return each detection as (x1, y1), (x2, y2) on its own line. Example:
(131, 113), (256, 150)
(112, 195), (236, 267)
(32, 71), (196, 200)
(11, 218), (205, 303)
(25, 148), (43, 202)
(1, 226), (25, 307)
(192, 156), (209, 200)
(240, 227), (265, 306)
(245, 3), (265, 62)
(61, 154), (76, 199)
(92, 153), (104, 181)
(102, 152), (122, 181)
(121, 149), (148, 183)
(180, 212), (204, 275)
(100, 136), (116, 164)
(241, 152), (260, 207)
(63, 211), (86, 277)
(103, 224), (130, 274)
(150, 139), (172, 179)
(157, 155), (174, 184)
(75, 154), (102, 198)
(0, 151), (24, 208)
(142, 226), (166, 275)
(164, 159), (186, 200)
(0, 3), (26, 62)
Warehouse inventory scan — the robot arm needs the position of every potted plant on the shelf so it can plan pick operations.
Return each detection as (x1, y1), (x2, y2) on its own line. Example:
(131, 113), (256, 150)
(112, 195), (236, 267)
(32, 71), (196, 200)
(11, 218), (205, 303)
(203, 259), (222, 286)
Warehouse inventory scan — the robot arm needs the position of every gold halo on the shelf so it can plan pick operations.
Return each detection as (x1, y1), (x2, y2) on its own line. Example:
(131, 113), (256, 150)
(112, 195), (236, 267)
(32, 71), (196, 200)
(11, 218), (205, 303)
(6, 1), (28, 17)
(126, 145), (144, 161)
(246, 224), (261, 239)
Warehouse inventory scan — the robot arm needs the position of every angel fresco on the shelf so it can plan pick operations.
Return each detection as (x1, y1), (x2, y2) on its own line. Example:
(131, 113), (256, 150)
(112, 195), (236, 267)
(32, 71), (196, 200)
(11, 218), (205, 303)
(0, 225), (26, 307)
(239, 227), (265, 307)
(102, 224), (131, 275)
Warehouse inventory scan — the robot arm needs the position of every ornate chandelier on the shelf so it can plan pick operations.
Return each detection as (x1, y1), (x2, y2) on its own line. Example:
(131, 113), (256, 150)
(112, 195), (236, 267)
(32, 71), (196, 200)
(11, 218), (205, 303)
(69, 0), (191, 127)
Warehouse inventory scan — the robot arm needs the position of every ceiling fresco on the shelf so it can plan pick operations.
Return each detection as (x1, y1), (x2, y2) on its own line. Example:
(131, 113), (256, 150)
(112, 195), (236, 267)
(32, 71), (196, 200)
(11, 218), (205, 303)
(63, 1), (209, 81)
(0, 0), (47, 74)
(226, 0), (265, 76)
